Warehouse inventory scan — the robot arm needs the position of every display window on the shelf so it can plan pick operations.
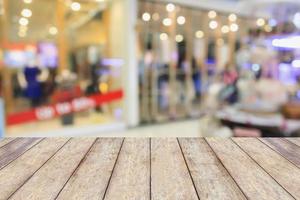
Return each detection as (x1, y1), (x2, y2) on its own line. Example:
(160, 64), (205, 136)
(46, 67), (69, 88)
(137, 1), (300, 133)
(1, 0), (124, 136)
(137, 1), (248, 123)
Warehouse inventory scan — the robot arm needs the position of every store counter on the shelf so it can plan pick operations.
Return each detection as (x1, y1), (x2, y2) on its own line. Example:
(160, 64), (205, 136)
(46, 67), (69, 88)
(216, 106), (300, 137)
(0, 137), (299, 199)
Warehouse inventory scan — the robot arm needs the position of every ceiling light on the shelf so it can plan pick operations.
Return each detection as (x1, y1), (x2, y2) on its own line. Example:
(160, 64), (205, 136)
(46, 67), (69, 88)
(208, 11), (217, 19)
(228, 14), (237, 22)
(264, 25), (272, 33)
(19, 29), (27, 34)
(217, 38), (224, 46)
(49, 26), (58, 35)
(230, 23), (239, 32)
(23, 0), (32, 4)
(292, 60), (300, 68)
(221, 25), (230, 33)
(163, 18), (172, 26)
(142, 12), (151, 22)
(19, 17), (29, 26)
(18, 30), (26, 38)
(175, 34), (184, 43)
(209, 20), (218, 30)
(21, 9), (32, 18)
(177, 16), (185, 25)
(256, 18), (265, 27)
(195, 30), (204, 38)
(166, 3), (175, 12)
(160, 33), (168, 41)
(19, 25), (28, 32)
(152, 13), (160, 21)
(268, 19), (277, 27)
(293, 13), (300, 29)
(71, 2), (81, 11)
(272, 36), (300, 49)
(252, 64), (260, 72)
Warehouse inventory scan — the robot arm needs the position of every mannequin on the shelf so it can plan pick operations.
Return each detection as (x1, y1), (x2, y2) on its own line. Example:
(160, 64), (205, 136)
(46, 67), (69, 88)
(18, 58), (48, 107)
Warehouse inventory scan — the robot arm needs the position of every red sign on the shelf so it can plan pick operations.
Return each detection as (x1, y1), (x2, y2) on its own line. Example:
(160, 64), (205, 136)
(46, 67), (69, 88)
(7, 90), (123, 126)
(1, 42), (36, 50)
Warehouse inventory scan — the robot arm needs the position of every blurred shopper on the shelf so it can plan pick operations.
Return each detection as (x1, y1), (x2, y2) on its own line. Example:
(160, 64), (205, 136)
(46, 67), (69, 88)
(219, 63), (239, 104)
(41, 69), (56, 103)
(53, 70), (82, 125)
(222, 63), (238, 85)
(192, 57), (202, 101)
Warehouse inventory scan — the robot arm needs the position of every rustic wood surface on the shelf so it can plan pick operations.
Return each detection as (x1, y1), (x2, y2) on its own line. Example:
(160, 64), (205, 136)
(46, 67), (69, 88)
(260, 138), (300, 168)
(0, 137), (299, 200)
(287, 138), (300, 147)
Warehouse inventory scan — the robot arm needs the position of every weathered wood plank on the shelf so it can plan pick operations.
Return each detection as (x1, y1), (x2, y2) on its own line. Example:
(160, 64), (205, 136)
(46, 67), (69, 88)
(260, 138), (300, 168)
(0, 138), (41, 169)
(104, 138), (150, 200)
(179, 138), (246, 200)
(151, 138), (198, 200)
(0, 138), (69, 200)
(206, 138), (294, 200)
(57, 138), (123, 200)
(9, 138), (96, 200)
(233, 138), (300, 199)
(286, 138), (300, 147)
(0, 138), (15, 148)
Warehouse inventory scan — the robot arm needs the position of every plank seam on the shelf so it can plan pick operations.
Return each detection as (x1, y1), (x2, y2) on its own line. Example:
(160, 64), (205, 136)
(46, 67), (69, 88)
(285, 138), (300, 148)
(54, 138), (99, 199)
(0, 138), (17, 149)
(7, 138), (71, 200)
(101, 138), (125, 200)
(258, 138), (300, 170)
(204, 138), (249, 200)
(0, 138), (44, 171)
(232, 138), (297, 200)
(177, 138), (201, 200)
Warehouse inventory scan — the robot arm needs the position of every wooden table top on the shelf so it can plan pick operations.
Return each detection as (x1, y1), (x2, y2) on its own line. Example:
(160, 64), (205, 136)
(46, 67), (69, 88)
(0, 137), (299, 200)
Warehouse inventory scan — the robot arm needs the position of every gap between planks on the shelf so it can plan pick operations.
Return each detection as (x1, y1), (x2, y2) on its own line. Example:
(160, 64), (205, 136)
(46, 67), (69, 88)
(232, 138), (299, 199)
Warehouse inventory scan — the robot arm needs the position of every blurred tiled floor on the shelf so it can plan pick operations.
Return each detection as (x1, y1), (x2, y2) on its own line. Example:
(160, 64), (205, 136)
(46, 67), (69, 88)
(104, 119), (202, 137)
(7, 119), (201, 137)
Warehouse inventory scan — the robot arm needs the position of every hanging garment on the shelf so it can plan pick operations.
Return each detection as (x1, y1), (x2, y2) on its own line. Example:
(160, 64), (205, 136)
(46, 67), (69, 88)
(24, 66), (42, 100)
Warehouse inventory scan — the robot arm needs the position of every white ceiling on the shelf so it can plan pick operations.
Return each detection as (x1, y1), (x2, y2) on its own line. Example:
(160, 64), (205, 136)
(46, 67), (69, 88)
(159, 0), (300, 18)
(6, 0), (107, 42)
(4, 0), (300, 43)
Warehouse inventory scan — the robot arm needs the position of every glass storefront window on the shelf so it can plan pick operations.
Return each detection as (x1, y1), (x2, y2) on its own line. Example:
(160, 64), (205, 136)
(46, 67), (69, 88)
(137, 1), (251, 123)
(2, 0), (125, 136)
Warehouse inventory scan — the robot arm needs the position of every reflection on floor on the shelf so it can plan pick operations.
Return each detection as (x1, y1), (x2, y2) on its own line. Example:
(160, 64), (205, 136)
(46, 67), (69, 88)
(6, 112), (121, 137)
(7, 118), (201, 137)
(104, 119), (202, 137)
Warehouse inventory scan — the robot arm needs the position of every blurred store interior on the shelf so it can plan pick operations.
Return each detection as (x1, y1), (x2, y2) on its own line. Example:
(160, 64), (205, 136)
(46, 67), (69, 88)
(1, 0), (300, 137)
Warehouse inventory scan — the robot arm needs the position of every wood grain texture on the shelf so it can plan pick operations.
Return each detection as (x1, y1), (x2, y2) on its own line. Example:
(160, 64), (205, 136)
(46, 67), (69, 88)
(286, 138), (300, 147)
(179, 138), (246, 200)
(57, 138), (123, 200)
(206, 138), (294, 200)
(0, 138), (15, 148)
(233, 138), (300, 199)
(151, 138), (198, 200)
(260, 138), (300, 168)
(0, 138), (69, 200)
(104, 138), (150, 200)
(0, 138), (298, 200)
(9, 138), (95, 200)
(0, 138), (41, 169)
